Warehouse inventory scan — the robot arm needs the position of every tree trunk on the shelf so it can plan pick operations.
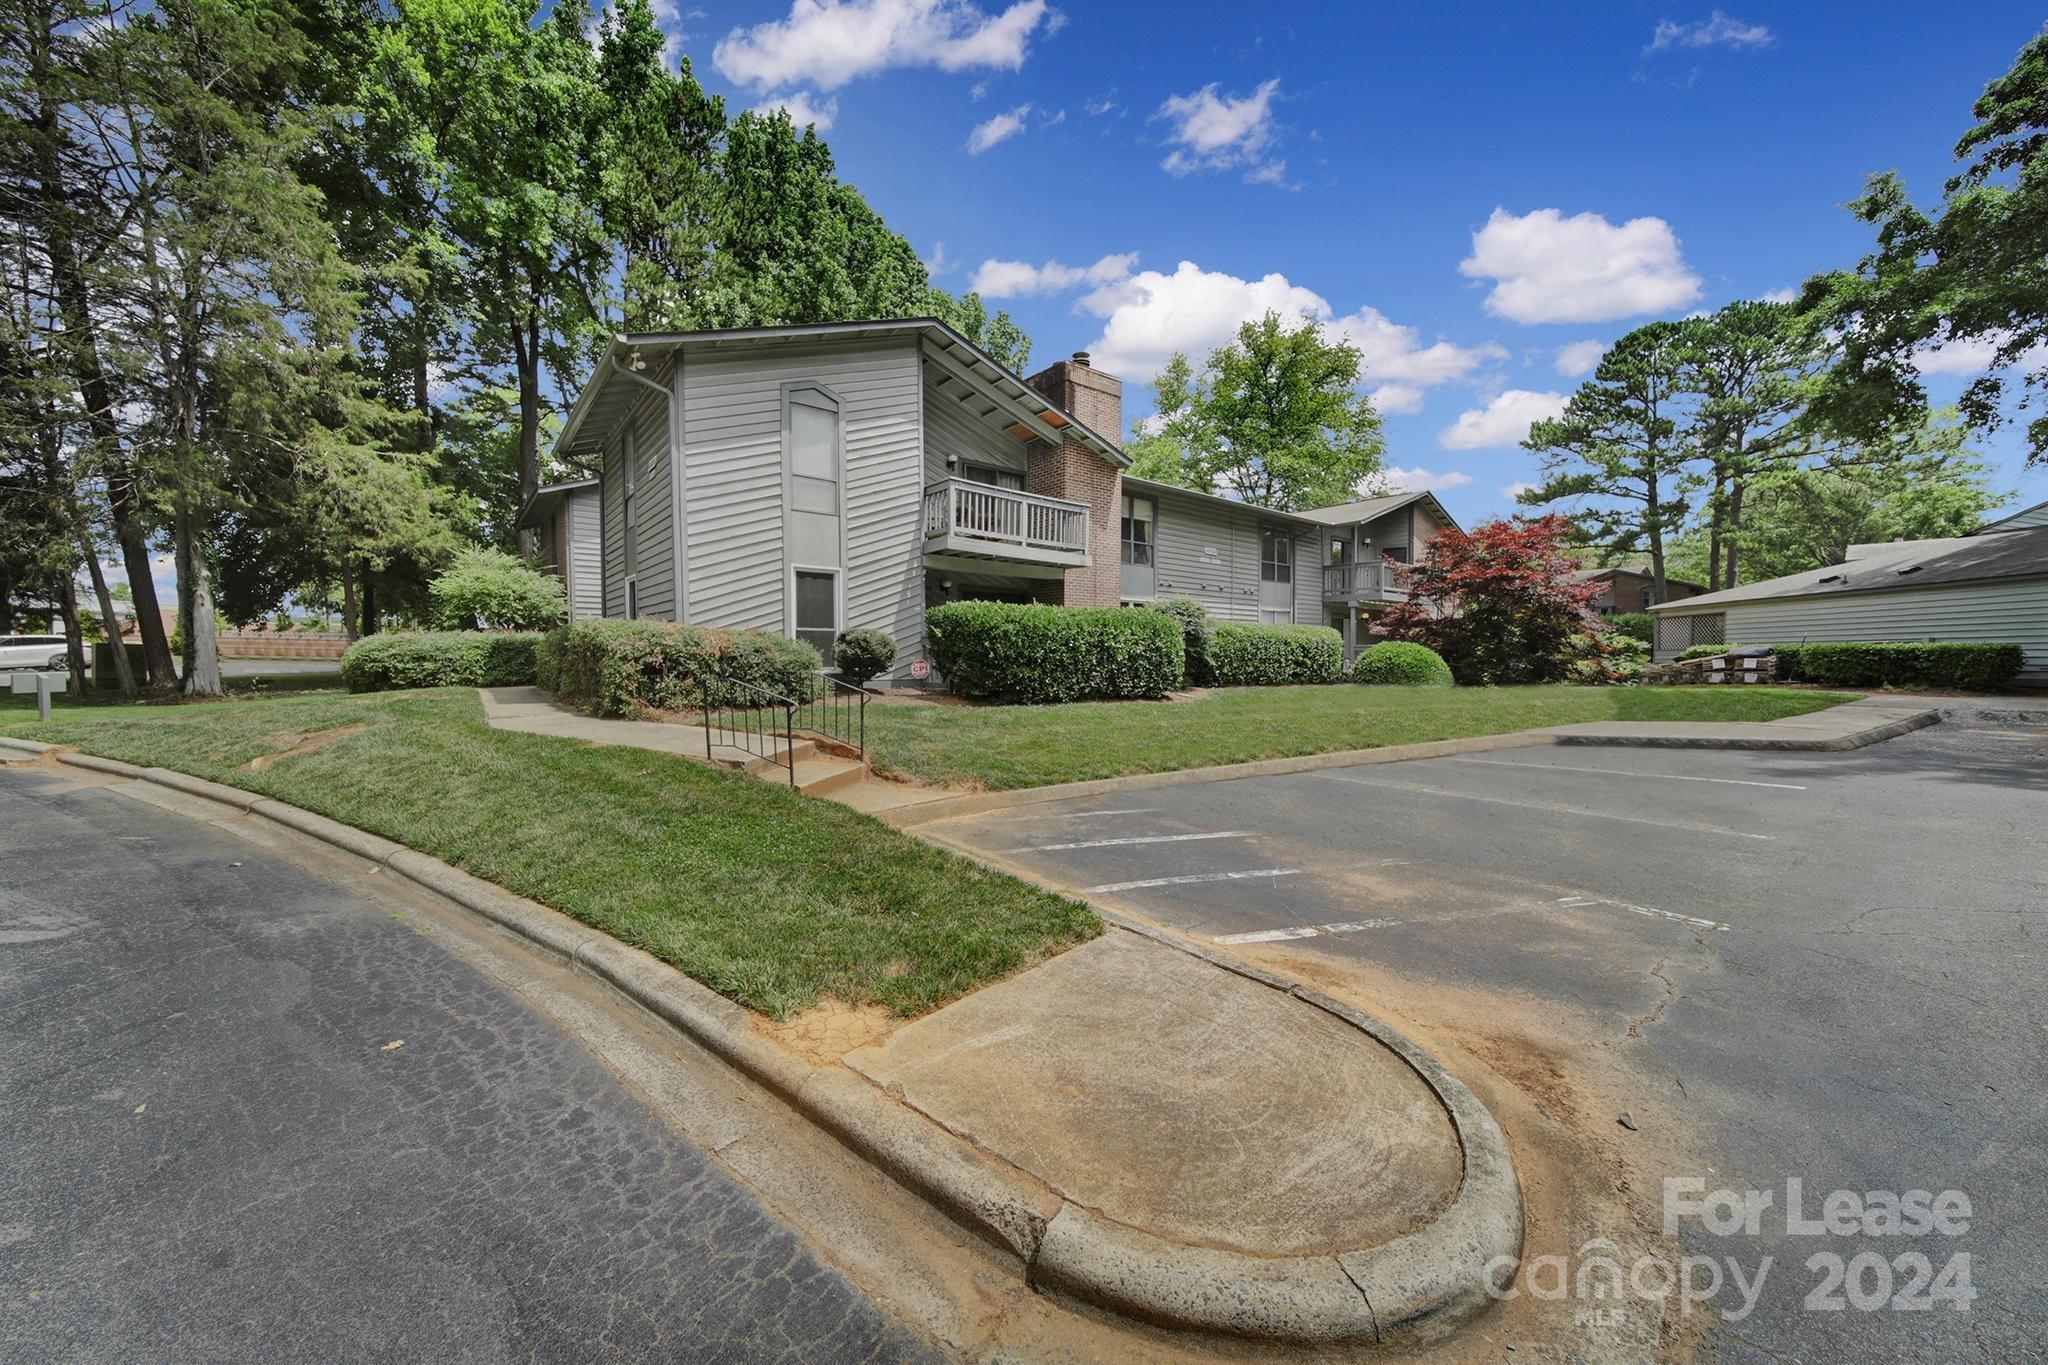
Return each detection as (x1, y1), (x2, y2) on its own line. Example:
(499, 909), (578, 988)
(176, 506), (222, 697)
(1705, 467), (1725, 592)
(1645, 451), (1667, 603)
(81, 529), (137, 698)
(340, 560), (359, 640)
(59, 575), (88, 692)
(359, 565), (378, 637)
(514, 310), (541, 558)
(1724, 478), (1746, 589)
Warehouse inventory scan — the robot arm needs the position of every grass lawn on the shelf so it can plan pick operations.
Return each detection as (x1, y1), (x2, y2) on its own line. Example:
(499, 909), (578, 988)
(0, 685), (1096, 1018)
(862, 684), (1859, 790)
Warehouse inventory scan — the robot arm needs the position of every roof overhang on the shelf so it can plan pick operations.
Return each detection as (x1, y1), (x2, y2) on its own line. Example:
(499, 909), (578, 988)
(549, 318), (1127, 472)
(516, 478), (600, 531)
(1121, 475), (1326, 528)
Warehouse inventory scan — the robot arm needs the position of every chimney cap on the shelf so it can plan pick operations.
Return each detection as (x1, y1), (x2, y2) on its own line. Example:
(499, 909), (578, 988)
(1071, 351), (1091, 367)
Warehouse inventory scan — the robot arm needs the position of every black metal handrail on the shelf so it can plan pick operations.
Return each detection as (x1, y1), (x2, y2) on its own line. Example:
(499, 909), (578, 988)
(700, 675), (798, 787)
(793, 674), (871, 759)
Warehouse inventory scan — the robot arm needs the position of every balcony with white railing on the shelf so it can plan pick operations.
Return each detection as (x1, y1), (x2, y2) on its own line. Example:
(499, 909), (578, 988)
(921, 478), (1092, 567)
(1321, 558), (1409, 600)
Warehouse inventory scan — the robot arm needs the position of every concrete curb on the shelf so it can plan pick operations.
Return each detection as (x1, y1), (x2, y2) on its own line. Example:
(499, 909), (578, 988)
(880, 731), (1558, 828)
(1549, 706), (1939, 752)
(18, 743), (1528, 1346)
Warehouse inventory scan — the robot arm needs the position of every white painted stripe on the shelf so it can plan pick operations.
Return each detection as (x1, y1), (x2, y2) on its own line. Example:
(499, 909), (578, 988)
(1015, 830), (1255, 853)
(1444, 756), (1807, 791)
(1042, 806), (1164, 818)
(1215, 925), (1322, 945)
(1084, 868), (1304, 894)
(1558, 894), (1730, 932)
(1312, 774), (1772, 840)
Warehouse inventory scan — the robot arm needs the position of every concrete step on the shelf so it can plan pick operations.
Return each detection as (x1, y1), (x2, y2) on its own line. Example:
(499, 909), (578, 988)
(706, 737), (817, 773)
(789, 756), (869, 797)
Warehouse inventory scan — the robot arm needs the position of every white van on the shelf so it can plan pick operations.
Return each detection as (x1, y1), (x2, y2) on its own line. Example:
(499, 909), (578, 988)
(0, 634), (72, 672)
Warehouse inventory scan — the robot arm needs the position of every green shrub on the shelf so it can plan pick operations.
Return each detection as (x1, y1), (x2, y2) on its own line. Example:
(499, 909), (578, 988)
(1143, 597), (1215, 686)
(428, 547), (568, 630)
(923, 601), (1183, 703)
(1790, 641), (2025, 691)
(1560, 631), (1647, 686)
(340, 631), (544, 692)
(1352, 640), (1454, 686)
(546, 619), (821, 716)
(1207, 622), (1344, 686)
(1610, 611), (1655, 644)
(832, 628), (896, 686)
(1771, 644), (1803, 681)
(1677, 642), (1736, 661)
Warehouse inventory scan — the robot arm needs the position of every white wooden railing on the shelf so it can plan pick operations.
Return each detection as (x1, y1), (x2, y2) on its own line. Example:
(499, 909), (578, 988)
(1321, 559), (1405, 598)
(922, 479), (1090, 557)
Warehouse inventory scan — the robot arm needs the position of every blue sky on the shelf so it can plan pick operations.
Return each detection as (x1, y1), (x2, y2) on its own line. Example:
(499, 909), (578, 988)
(680, 0), (2048, 524)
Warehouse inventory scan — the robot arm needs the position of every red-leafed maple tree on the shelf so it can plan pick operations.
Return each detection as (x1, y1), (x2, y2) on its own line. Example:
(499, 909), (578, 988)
(1370, 515), (1606, 684)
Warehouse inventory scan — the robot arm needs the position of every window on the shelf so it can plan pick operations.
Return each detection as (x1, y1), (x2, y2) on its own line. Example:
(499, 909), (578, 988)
(1262, 609), (1291, 625)
(1381, 545), (1409, 565)
(1640, 585), (1656, 610)
(789, 392), (838, 481)
(1259, 527), (1291, 583)
(1121, 494), (1155, 566)
(1327, 537), (1348, 566)
(794, 569), (839, 663)
(961, 463), (1024, 491)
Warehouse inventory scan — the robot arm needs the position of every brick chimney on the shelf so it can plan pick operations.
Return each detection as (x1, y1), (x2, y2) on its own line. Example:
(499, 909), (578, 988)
(1022, 353), (1124, 606)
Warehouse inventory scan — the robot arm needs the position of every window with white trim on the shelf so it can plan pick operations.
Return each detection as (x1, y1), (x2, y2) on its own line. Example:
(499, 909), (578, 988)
(1259, 527), (1291, 583)
(1121, 494), (1155, 567)
(793, 569), (839, 664)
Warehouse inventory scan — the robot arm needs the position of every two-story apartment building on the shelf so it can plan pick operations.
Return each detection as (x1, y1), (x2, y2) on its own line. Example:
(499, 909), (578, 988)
(528, 319), (1462, 681)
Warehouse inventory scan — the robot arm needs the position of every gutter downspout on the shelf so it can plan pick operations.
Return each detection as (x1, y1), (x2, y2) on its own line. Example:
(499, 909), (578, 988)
(614, 344), (688, 624)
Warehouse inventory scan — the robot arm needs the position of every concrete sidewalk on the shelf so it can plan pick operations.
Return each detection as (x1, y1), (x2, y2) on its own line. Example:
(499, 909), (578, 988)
(1540, 694), (1938, 751)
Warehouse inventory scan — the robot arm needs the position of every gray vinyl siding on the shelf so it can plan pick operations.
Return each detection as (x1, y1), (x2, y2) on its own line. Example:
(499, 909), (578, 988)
(923, 372), (1029, 484)
(596, 356), (676, 620)
(1995, 503), (2048, 530)
(564, 489), (603, 621)
(681, 337), (924, 669)
(1150, 487), (1316, 623)
(1655, 577), (2048, 683)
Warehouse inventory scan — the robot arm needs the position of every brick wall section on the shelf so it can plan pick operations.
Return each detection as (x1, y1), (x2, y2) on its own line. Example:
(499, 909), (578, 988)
(1024, 354), (1124, 606)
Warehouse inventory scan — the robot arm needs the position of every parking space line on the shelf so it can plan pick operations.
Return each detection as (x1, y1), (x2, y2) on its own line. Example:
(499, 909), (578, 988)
(1013, 830), (1256, 853)
(1213, 893), (1730, 947)
(1558, 895), (1731, 932)
(1084, 868), (1303, 894)
(1215, 925), (1324, 944)
(1444, 756), (1807, 790)
(1039, 806), (1164, 818)
(1312, 773), (1773, 840)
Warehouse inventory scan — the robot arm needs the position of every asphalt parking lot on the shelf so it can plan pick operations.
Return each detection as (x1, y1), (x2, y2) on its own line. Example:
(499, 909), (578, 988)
(928, 698), (2048, 1362)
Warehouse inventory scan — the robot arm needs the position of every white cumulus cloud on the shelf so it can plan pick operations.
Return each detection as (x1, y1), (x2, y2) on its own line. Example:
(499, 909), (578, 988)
(1439, 390), (1568, 450)
(1501, 480), (1539, 501)
(1554, 339), (1606, 377)
(755, 89), (839, 129)
(1382, 466), (1473, 494)
(1074, 260), (1502, 398)
(1648, 10), (1773, 53)
(713, 0), (1051, 92)
(1460, 207), (1703, 325)
(966, 103), (1031, 153)
(1154, 78), (1283, 181)
(969, 252), (1139, 297)
(1370, 384), (1426, 415)
(1911, 330), (2047, 377)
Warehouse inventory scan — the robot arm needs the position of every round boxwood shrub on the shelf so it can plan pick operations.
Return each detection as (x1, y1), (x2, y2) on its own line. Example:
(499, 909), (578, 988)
(1352, 640), (1453, 687)
(544, 619), (821, 716)
(340, 630), (545, 692)
(832, 628), (895, 686)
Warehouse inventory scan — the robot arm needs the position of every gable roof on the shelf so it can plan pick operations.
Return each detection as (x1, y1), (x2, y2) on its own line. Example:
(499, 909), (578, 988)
(1976, 497), (2048, 533)
(1122, 475), (1325, 527)
(1650, 525), (2048, 611)
(1291, 489), (1458, 529)
(1571, 565), (1707, 593)
(550, 318), (1127, 471)
(515, 478), (600, 531)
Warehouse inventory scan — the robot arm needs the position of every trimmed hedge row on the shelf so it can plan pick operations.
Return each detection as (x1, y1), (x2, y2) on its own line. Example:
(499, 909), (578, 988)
(1352, 640), (1454, 686)
(537, 619), (821, 717)
(924, 601), (1184, 703)
(340, 631), (544, 692)
(1785, 641), (2024, 690)
(1207, 622), (1344, 687)
(1672, 640), (2024, 690)
(1144, 597), (1216, 686)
